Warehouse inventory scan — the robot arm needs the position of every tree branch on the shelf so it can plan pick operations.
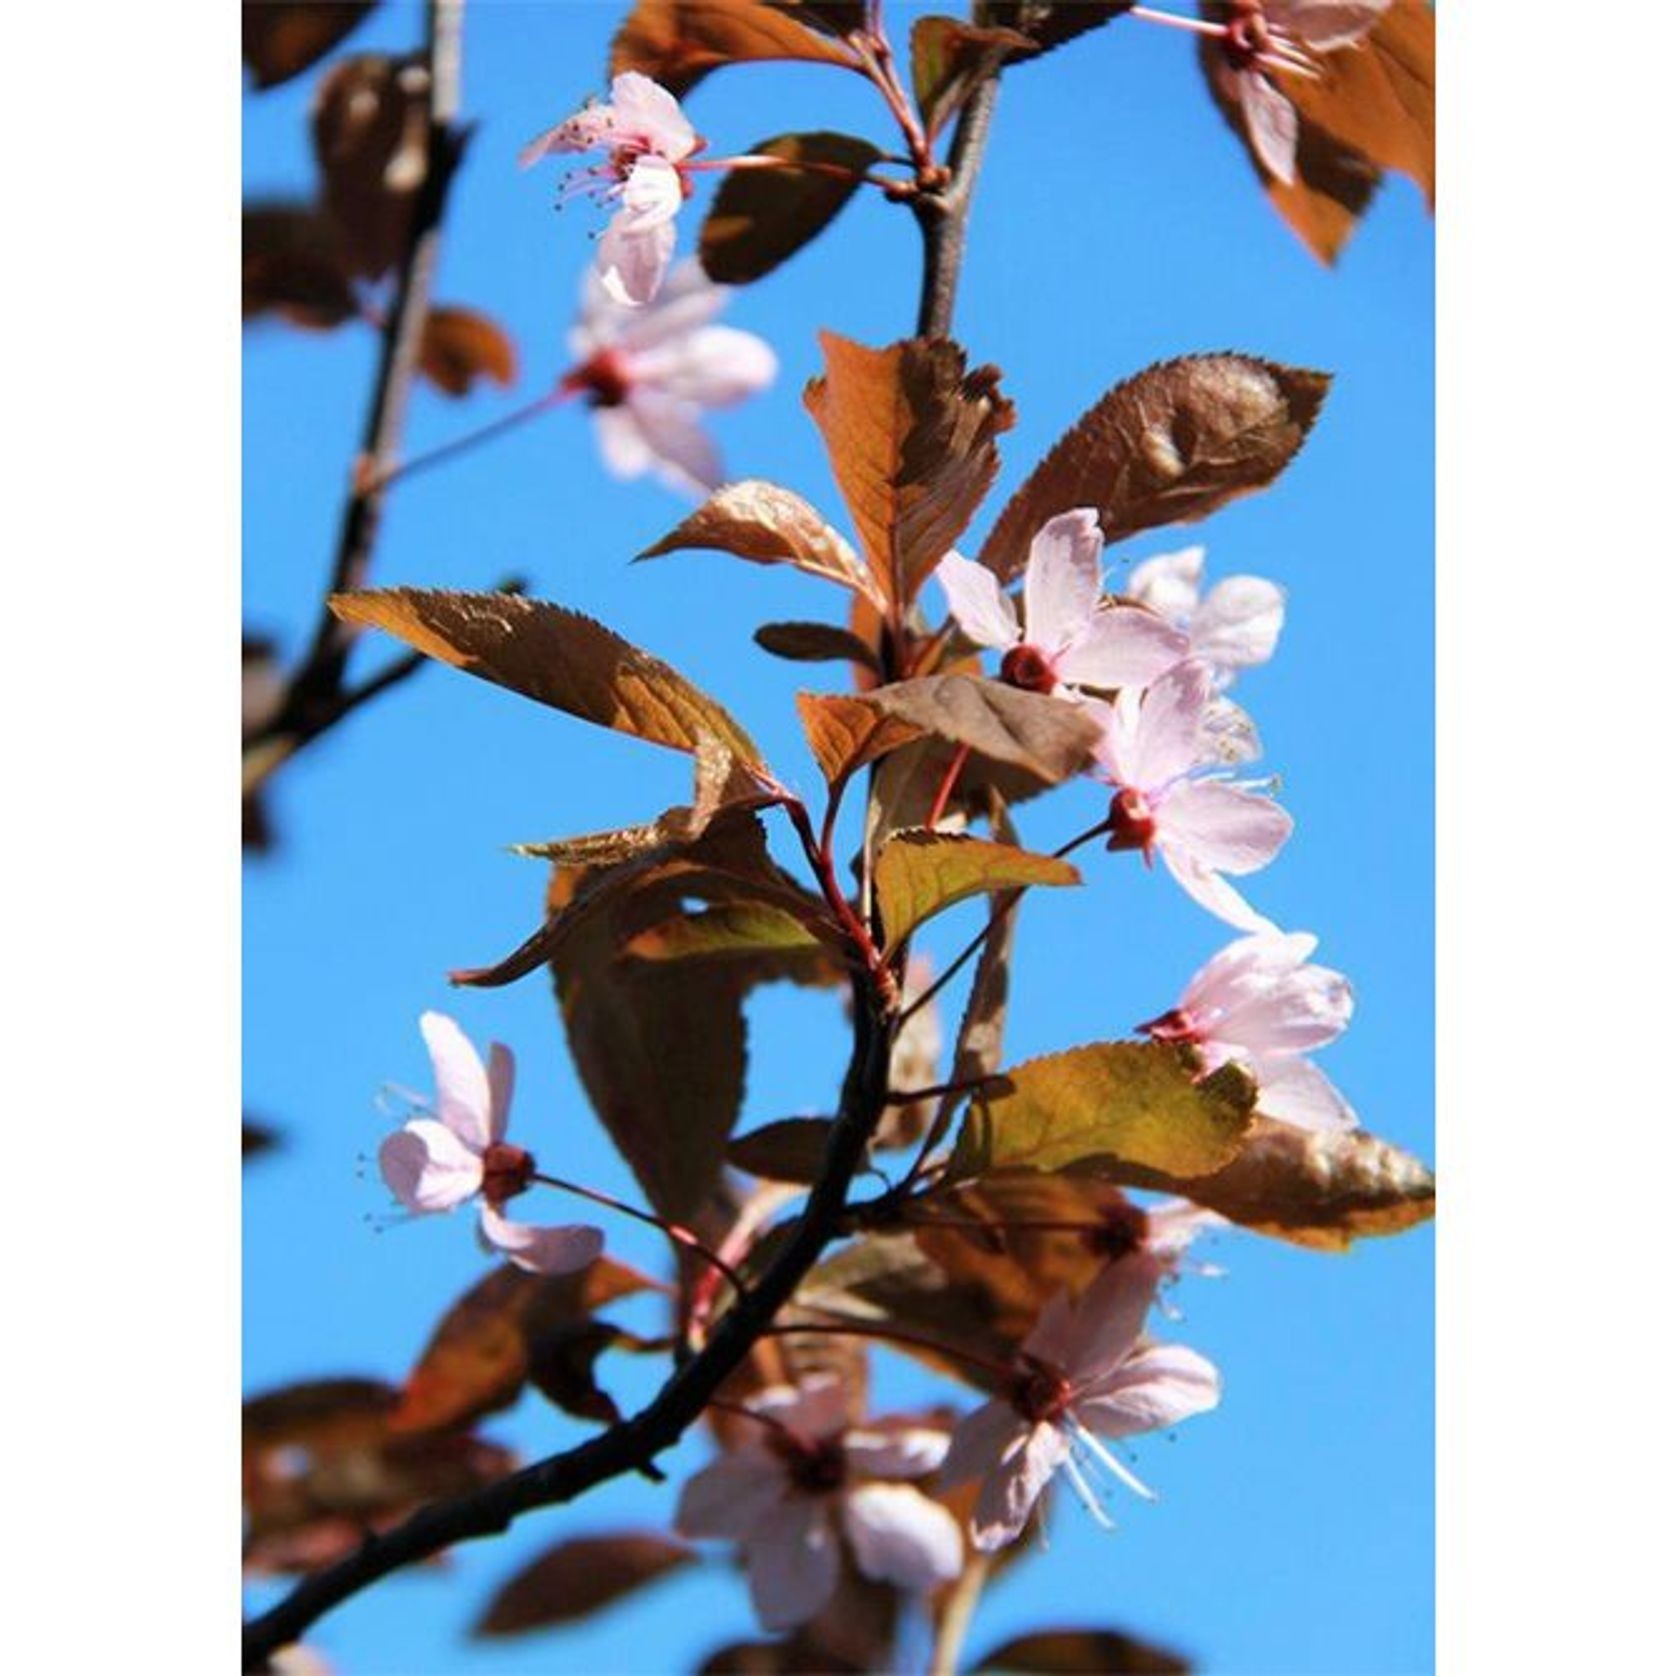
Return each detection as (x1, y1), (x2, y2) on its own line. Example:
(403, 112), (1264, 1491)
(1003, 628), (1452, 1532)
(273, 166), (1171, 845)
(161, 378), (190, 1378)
(912, 70), (1002, 339)
(242, 975), (894, 1669)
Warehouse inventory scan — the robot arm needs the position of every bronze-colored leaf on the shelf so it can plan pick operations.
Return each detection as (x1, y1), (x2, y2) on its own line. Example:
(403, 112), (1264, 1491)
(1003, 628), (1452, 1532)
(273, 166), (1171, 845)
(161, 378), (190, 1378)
(977, 354), (1329, 582)
(417, 305), (519, 397)
(475, 1532), (697, 1637)
(974, 2), (1136, 57)
(242, 203), (358, 329)
(973, 1625), (1191, 1674)
(854, 675), (1103, 783)
(804, 332), (1015, 610)
(1289, 0), (1435, 204)
(700, 132), (884, 285)
(796, 691), (930, 788)
(331, 589), (764, 766)
(1110, 1115), (1435, 1250)
(765, 2), (869, 38)
(627, 901), (841, 966)
(311, 53), (432, 279)
(910, 16), (1036, 142)
(948, 1042), (1256, 1180)
(755, 621), (882, 673)
(610, 0), (861, 97)
(641, 480), (881, 604)
(727, 1116), (837, 1184)
(874, 829), (1079, 955)
(244, 2), (376, 90)
(389, 1259), (653, 1435)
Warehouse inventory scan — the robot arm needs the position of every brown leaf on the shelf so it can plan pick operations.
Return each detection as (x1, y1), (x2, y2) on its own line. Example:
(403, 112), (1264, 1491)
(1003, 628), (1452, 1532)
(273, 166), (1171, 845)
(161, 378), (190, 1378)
(641, 481), (881, 604)
(1289, 0), (1435, 204)
(948, 1043), (1257, 1180)
(754, 621), (881, 673)
(727, 1116), (837, 1183)
(974, 2), (1136, 57)
(1110, 1116), (1436, 1250)
(627, 901), (842, 967)
(910, 16), (1037, 142)
(978, 354), (1330, 582)
(330, 589), (765, 766)
(874, 829), (1079, 955)
(610, 0), (861, 97)
(242, 203), (359, 329)
(765, 2), (869, 38)
(311, 53), (432, 279)
(244, 2), (376, 90)
(700, 132), (885, 285)
(797, 690), (929, 788)
(389, 1260), (653, 1435)
(804, 332), (1015, 610)
(854, 675), (1103, 783)
(475, 1532), (696, 1637)
(972, 1625), (1191, 1674)
(418, 305), (519, 397)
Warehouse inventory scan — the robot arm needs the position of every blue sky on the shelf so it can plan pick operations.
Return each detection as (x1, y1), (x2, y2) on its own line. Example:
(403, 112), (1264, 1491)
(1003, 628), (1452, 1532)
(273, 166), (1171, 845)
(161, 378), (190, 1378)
(244, 4), (1433, 1672)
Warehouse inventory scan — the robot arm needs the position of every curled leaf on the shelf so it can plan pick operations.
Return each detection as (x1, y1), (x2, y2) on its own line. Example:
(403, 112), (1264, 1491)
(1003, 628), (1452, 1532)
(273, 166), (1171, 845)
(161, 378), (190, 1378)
(417, 305), (518, 397)
(610, 0), (862, 97)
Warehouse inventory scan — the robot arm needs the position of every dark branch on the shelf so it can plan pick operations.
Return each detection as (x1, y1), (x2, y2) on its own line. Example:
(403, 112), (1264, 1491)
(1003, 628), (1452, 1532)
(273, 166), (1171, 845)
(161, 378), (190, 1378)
(913, 71), (1002, 339)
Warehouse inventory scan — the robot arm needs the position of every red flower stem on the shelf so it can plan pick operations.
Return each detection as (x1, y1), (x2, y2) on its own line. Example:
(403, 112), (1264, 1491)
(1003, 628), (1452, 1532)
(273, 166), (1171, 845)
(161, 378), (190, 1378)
(531, 1172), (748, 1299)
(780, 795), (895, 999)
(925, 743), (972, 829)
(762, 1317), (1015, 1385)
(369, 382), (569, 492)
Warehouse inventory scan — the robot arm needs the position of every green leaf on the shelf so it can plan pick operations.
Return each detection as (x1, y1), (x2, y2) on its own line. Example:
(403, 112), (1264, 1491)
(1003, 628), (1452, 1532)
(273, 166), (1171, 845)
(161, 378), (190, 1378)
(874, 829), (1079, 955)
(626, 901), (838, 963)
(949, 1042), (1256, 1180)
(700, 132), (884, 284)
(330, 589), (764, 766)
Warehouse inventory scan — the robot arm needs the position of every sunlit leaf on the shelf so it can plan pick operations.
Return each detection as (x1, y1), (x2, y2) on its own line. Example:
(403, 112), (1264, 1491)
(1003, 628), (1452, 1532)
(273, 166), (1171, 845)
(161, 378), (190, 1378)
(978, 354), (1329, 582)
(874, 829), (1079, 955)
(243, 2), (376, 89)
(972, 1625), (1191, 1674)
(418, 305), (519, 397)
(627, 901), (841, 965)
(331, 589), (764, 766)
(910, 15), (1036, 142)
(796, 691), (929, 788)
(475, 1532), (696, 1637)
(610, 0), (861, 96)
(974, 1), (1136, 57)
(700, 133), (885, 285)
(805, 332), (1015, 611)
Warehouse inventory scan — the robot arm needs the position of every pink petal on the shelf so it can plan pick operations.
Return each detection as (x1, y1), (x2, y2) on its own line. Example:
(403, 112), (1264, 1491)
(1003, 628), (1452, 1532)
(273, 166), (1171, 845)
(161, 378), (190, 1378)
(1144, 1198), (1226, 1262)
(1023, 509), (1104, 653)
(1106, 660), (1214, 792)
(1061, 1259), (1161, 1389)
(517, 103), (618, 166)
(1239, 70), (1301, 186)
(971, 1423), (1069, 1552)
(599, 258), (729, 355)
(607, 70), (698, 159)
(377, 1122), (482, 1213)
(1191, 576), (1285, 672)
(753, 1375), (850, 1444)
(940, 1399), (1027, 1488)
(1055, 604), (1189, 691)
(1273, 0), (1393, 53)
(841, 1484), (963, 1591)
(1199, 695), (1263, 763)
(419, 1011), (493, 1151)
(1211, 962), (1354, 1059)
(477, 1205), (604, 1275)
(1157, 846), (1280, 934)
(1157, 779), (1293, 875)
(844, 1426), (950, 1480)
(743, 1498), (841, 1630)
(675, 1449), (789, 1541)
(592, 405), (655, 480)
(1073, 1343), (1222, 1437)
(631, 325), (777, 408)
(485, 1042), (515, 1145)
(1249, 1054), (1358, 1130)
(599, 207), (677, 307)
(936, 551), (1020, 650)
(1125, 547), (1204, 623)
(623, 388), (722, 496)
(1020, 1286), (1079, 1367)
(1184, 932), (1318, 1016)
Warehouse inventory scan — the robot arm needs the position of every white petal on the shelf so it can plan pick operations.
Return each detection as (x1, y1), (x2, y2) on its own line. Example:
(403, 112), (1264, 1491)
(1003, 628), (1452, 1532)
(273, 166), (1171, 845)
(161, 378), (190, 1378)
(841, 1484), (963, 1591)
(1250, 1054), (1358, 1131)
(617, 154), (684, 228)
(598, 212), (677, 308)
(675, 1450), (788, 1540)
(624, 388), (723, 496)
(940, 1400), (1027, 1488)
(753, 1375), (849, 1443)
(632, 325), (777, 408)
(485, 1043), (515, 1145)
(1074, 1344), (1221, 1437)
(972, 1423), (1069, 1552)
(1157, 779), (1292, 875)
(1125, 547), (1204, 623)
(1191, 576), (1285, 672)
(844, 1426), (950, 1480)
(1109, 660), (1214, 791)
(1020, 1286), (1079, 1366)
(1183, 932), (1318, 1016)
(608, 258), (729, 352)
(607, 71), (698, 159)
(1240, 70), (1301, 186)
(1055, 605), (1189, 690)
(1199, 695), (1263, 762)
(1023, 509), (1104, 653)
(743, 1498), (841, 1630)
(1212, 962), (1354, 1059)
(1273, 0), (1393, 54)
(1158, 846), (1279, 934)
(1061, 1258), (1159, 1388)
(593, 405), (655, 480)
(936, 551), (1020, 651)
(419, 1011), (493, 1151)
(377, 1121), (482, 1213)
(477, 1205), (604, 1275)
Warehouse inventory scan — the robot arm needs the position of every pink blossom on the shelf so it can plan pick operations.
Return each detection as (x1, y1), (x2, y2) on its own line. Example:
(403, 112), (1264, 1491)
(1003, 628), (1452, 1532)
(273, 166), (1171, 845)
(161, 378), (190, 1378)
(936, 511), (1187, 697)
(1091, 660), (1292, 932)
(941, 1259), (1220, 1550)
(676, 1378), (962, 1630)
(377, 1013), (604, 1275)
(1203, 1), (1394, 186)
(521, 72), (701, 305)
(1143, 931), (1357, 1130)
(1125, 546), (1284, 684)
(561, 259), (776, 497)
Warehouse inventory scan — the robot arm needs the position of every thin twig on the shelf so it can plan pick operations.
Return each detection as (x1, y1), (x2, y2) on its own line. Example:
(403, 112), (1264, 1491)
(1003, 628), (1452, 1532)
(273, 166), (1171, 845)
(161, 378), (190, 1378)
(930, 1554), (992, 1676)
(913, 71), (1002, 338)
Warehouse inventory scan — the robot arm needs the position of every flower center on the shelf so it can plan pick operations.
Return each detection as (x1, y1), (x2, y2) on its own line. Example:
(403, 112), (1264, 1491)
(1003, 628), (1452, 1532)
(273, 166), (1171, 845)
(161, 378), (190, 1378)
(1137, 1005), (1200, 1046)
(1009, 1355), (1074, 1426)
(1105, 787), (1157, 855)
(1083, 1199), (1152, 1264)
(1224, 1), (1272, 69)
(774, 1433), (848, 1496)
(1000, 643), (1058, 694)
(564, 349), (634, 409)
(479, 1141), (536, 1206)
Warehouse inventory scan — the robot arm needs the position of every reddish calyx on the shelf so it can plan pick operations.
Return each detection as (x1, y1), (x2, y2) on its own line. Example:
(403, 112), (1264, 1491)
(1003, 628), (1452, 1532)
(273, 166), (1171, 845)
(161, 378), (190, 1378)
(1105, 788), (1157, 859)
(1000, 643), (1059, 695)
(561, 349), (633, 409)
(774, 1432), (848, 1496)
(1082, 1198), (1151, 1264)
(1224, 1), (1272, 70)
(1137, 1006), (1199, 1046)
(1009, 1354), (1074, 1427)
(479, 1141), (537, 1206)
